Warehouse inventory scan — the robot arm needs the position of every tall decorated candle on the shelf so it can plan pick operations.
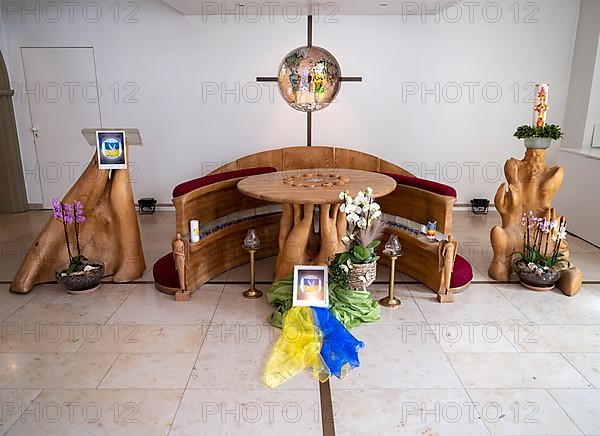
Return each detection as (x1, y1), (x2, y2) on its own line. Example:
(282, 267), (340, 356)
(533, 83), (549, 128)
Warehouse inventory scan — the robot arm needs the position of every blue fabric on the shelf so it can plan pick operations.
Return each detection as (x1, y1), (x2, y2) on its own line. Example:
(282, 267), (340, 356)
(312, 307), (364, 378)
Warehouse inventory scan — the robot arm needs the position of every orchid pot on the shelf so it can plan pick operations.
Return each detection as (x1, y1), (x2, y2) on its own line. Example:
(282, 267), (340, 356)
(514, 260), (562, 291)
(56, 261), (104, 294)
(52, 198), (104, 294)
(513, 211), (569, 292)
(331, 187), (383, 291)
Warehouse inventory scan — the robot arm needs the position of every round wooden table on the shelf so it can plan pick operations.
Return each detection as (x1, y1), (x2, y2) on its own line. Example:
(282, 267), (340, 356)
(238, 169), (397, 281)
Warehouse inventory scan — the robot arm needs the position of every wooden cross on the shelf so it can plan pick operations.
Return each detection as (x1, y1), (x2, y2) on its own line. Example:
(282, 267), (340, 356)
(256, 15), (362, 146)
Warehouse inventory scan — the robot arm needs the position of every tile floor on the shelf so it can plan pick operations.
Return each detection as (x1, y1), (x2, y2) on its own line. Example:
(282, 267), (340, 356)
(0, 210), (599, 435)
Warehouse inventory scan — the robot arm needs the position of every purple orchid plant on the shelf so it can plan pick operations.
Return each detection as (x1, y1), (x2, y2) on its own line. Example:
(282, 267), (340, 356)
(52, 198), (87, 275)
(514, 210), (569, 275)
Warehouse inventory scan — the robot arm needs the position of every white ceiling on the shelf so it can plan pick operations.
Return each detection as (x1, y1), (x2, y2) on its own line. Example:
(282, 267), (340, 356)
(161, 0), (463, 15)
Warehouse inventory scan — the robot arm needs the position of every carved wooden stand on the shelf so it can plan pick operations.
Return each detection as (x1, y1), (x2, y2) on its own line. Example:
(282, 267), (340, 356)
(274, 203), (346, 281)
(10, 154), (146, 293)
(488, 148), (582, 296)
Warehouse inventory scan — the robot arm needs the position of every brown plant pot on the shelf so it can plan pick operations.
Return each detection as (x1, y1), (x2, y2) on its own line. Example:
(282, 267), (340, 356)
(348, 261), (377, 290)
(55, 261), (105, 293)
(515, 260), (561, 291)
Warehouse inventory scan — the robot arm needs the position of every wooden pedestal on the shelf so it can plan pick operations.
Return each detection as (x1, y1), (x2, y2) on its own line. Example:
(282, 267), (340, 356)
(488, 148), (582, 296)
(10, 154), (146, 293)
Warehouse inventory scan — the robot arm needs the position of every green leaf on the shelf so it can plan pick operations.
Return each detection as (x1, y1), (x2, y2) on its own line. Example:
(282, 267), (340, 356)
(367, 240), (381, 250)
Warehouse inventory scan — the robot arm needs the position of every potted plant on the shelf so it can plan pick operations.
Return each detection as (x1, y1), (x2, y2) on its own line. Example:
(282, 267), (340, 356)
(331, 188), (383, 290)
(52, 199), (104, 294)
(513, 124), (563, 149)
(512, 211), (569, 291)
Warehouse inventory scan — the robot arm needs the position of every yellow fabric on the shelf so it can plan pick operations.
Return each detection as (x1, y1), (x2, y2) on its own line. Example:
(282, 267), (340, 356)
(264, 306), (329, 388)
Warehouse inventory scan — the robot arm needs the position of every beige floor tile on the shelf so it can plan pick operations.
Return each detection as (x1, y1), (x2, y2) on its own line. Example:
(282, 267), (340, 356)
(99, 353), (196, 389)
(368, 284), (428, 323)
(170, 388), (321, 436)
(569, 253), (600, 280)
(448, 352), (592, 389)
(496, 285), (600, 325)
(188, 322), (315, 390)
(107, 283), (222, 325)
(214, 286), (273, 323)
(330, 324), (463, 389)
(0, 240), (34, 282)
(0, 353), (117, 389)
(586, 283), (600, 299)
(5, 284), (130, 325)
(505, 324), (600, 352)
(332, 388), (489, 436)
(0, 285), (39, 322)
(78, 324), (206, 354)
(561, 353), (600, 388)
(0, 389), (41, 434)
(0, 323), (84, 353)
(467, 388), (582, 436)
(549, 388), (600, 435)
(6, 389), (182, 436)
(411, 284), (529, 324)
(567, 236), (600, 254)
(452, 211), (501, 233)
(433, 323), (518, 353)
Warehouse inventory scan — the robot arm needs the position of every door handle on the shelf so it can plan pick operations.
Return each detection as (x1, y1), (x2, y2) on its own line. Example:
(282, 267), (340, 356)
(31, 127), (39, 137)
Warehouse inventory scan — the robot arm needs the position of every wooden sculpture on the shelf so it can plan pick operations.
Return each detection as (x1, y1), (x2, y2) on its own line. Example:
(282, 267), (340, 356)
(10, 154), (145, 293)
(488, 148), (582, 296)
(173, 233), (191, 301)
(438, 235), (458, 303)
(274, 203), (347, 281)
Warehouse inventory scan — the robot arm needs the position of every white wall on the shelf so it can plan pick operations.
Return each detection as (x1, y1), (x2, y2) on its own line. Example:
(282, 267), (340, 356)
(562, 0), (600, 149)
(551, 0), (600, 246)
(584, 37), (600, 147)
(2, 0), (580, 206)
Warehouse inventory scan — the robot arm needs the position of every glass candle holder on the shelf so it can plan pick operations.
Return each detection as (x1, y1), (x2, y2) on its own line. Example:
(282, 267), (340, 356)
(384, 235), (401, 257)
(243, 229), (260, 250)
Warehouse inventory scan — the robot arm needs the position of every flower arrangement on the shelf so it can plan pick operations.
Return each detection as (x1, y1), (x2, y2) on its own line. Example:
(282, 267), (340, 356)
(513, 124), (564, 140)
(330, 188), (384, 288)
(52, 198), (96, 276)
(513, 211), (569, 278)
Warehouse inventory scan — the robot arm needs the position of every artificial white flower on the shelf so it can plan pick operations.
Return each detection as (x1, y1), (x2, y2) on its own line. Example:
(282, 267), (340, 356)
(347, 212), (360, 224)
(366, 187), (373, 196)
(340, 264), (349, 273)
(341, 235), (351, 244)
(358, 217), (367, 229)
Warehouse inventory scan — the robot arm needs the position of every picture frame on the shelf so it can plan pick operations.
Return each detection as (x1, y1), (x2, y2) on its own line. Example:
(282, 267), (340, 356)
(96, 130), (127, 169)
(292, 265), (329, 308)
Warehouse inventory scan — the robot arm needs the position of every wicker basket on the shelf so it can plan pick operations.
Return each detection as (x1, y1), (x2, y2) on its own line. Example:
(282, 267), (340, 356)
(348, 261), (377, 290)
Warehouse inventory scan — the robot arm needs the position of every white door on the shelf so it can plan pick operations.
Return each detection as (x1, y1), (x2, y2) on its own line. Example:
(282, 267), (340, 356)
(22, 47), (102, 208)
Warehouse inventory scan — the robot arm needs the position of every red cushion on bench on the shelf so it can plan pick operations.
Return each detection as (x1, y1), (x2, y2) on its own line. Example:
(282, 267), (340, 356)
(173, 167), (277, 198)
(450, 254), (473, 289)
(153, 253), (180, 289)
(383, 172), (457, 198)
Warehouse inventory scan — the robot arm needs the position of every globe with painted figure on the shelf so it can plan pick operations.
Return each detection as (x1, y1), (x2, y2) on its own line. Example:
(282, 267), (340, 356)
(277, 46), (341, 112)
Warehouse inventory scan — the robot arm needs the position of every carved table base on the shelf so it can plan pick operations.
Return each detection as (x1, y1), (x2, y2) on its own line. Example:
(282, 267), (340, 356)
(274, 203), (346, 281)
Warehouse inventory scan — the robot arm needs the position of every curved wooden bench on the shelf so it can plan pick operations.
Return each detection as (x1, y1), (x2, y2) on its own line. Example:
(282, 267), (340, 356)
(154, 167), (280, 294)
(154, 146), (472, 296)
